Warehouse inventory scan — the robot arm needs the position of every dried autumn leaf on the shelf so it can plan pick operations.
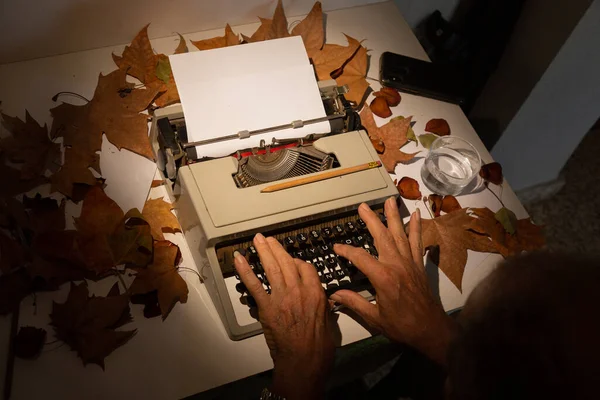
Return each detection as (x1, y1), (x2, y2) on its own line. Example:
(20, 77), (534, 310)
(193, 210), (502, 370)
(242, 18), (272, 43)
(373, 87), (401, 106)
(312, 34), (369, 104)
(130, 290), (161, 319)
(471, 208), (545, 257)
(421, 208), (499, 290)
(370, 97), (392, 118)
(49, 148), (101, 199)
(0, 163), (48, 198)
(130, 241), (188, 319)
(418, 133), (439, 149)
(479, 162), (503, 185)
(428, 194), (443, 217)
(155, 58), (171, 84)
(151, 179), (164, 187)
(50, 69), (159, 197)
(495, 207), (518, 235)
(397, 177), (421, 200)
(392, 116), (416, 142)
(14, 326), (46, 359)
(425, 119), (450, 136)
(174, 33), (189, 54)
(441, 195), (461, 214)
(23, 194), (65, 234)
(108, 209), (153, 267)
(290, 2), (324, 59)
(266, 0), (290, 40)
(0, 111), (60, 180)
(370, 138), (385, 154)
(192, 24), (240, 50)
(360, 106), (419, 172)
(50, 282), (136, 369)
(142, 198), (181, 241)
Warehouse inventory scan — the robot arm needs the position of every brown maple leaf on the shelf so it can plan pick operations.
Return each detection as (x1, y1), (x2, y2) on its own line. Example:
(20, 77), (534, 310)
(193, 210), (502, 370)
(130, 240), (188, 320)
(50, 282), (136, 369)
(74, 187), (152, 275)
(0, 163), (48, 198)
(312, 34), (369, 104)
(421, 208), (500, 291)
(471, 208), (545, 258)
(142, 198), (181, 241)
(113, 25), (186, 107)
(242, 18), (273, 43)
(23, 194), (65, 234)
(291, 2), (324, 58)
(0, 111), (60, 180)
(192, 24), (240, 50)
(360, 106), (419, 172)
(50, 69), (159, 197)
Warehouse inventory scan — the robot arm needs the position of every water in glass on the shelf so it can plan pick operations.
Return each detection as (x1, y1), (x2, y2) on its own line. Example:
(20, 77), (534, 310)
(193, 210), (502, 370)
(421, 140), (480, 196)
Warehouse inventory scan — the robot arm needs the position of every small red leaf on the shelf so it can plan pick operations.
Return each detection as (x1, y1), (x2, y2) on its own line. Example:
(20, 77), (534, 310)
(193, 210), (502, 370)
(441, 195), (461, 213)
(425, 119), (450, 136)
(373, 87), (401, 106)
(429, 194), (443, 217)
(397, 177), (422, 200)
(479, 162), (503, 185)
(370, 97), (392, 118)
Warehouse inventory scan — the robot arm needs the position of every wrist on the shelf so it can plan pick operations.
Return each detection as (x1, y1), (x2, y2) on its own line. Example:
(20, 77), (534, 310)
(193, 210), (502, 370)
(413, 313), (456, 368)
(271, 359), (327, 400)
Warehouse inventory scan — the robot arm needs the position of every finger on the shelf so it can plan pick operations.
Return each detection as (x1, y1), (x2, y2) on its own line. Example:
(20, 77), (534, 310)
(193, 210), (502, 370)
(294, 258), (320, 287)
(408, 208), (425, 268)
(233, 251), (269, 306)
(358, 203), (398, 259)
(253, 233), (286, 290)
(329, 290), (379, 324)
(266, 237), (300, 286)
(384, 197), (411, 255)
(333, 244), (381, 282)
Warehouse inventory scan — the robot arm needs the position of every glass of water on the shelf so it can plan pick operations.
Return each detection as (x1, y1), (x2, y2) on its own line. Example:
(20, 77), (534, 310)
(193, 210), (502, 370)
(420, 136), (481, 196)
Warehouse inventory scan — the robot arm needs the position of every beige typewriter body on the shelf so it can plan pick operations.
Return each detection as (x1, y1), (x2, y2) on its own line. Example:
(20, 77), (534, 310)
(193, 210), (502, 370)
(152, 103), (398, 340)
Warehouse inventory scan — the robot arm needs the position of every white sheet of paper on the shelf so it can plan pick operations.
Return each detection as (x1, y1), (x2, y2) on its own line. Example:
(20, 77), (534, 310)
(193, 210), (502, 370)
(170, 36), (330, 157)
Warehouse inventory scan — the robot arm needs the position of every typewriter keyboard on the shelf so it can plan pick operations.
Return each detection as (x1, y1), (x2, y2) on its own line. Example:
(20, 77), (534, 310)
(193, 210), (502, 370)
(216, 204), (387, 306)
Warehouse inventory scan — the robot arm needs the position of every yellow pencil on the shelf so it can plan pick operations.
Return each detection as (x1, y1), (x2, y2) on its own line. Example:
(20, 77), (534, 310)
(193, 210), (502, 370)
(260, 161), (382, 193)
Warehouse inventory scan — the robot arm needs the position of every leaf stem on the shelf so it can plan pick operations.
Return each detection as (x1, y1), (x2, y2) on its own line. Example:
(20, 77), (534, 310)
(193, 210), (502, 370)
(422, 197), (434, 219)
(51, 91), (90, 103)
(486, 184), (505, 208)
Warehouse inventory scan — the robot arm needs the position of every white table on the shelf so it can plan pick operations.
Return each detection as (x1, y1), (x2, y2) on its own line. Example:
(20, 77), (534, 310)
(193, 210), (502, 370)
(0, 2), (528, 399)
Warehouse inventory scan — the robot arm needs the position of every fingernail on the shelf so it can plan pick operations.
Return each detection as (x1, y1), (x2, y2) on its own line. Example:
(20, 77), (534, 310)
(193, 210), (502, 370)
(330, 294), (342, 302)
(416, 207), (421, 221)
(233, 250), (243, 262)
(359, 203), (369, 211)
(254, 232), (266, 244)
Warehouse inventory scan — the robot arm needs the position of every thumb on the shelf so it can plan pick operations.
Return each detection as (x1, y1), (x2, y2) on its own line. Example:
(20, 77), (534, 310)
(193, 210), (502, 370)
(330, 290), (379, 324)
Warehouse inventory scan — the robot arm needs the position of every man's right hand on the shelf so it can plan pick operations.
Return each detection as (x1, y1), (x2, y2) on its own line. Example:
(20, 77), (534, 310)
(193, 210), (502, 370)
(331, 198), (455, 367)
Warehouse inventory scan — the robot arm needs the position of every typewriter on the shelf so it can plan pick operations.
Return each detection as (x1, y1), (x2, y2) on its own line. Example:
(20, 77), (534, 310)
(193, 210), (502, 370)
(150, 78), (399, 340)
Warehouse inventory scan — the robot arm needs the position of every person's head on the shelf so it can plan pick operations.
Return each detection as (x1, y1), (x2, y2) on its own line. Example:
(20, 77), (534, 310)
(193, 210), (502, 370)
(448, 252), (600, 400)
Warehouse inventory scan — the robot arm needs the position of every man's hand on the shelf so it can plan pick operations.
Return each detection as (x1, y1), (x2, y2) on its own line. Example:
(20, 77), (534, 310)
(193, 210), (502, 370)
(331, 198), (455, 367)
(234, 233), (335, 399)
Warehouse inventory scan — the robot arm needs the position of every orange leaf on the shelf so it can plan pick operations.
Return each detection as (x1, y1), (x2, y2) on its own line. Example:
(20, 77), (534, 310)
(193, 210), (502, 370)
(441, 195), (461, 213)
(50, 69), (159, 197)
(360, 106), (419, 172)
(191, 24), (240, 50)
(174, 33), (188, 54)
(142, 198), (181, 241)
(242, 18), (273, 43)
(312, 34), (361, 82)
(112, 25), (181, 107)
(130, 241), (188, 319)
(428, 194), (443, 217)
(479, 162), (503, 185)
(425, 118), (451, 136)
(373, 87), (401, 107)
(266, 0), (290, 40)
(290, 2), (324, 59)
(397, 177), (421, 200)
(370, 138), (385, 153)
(370, 97), (392, 118)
